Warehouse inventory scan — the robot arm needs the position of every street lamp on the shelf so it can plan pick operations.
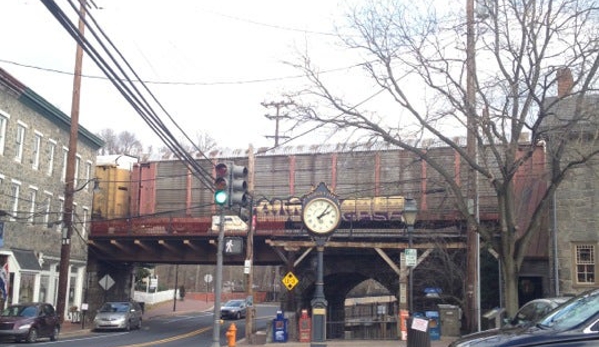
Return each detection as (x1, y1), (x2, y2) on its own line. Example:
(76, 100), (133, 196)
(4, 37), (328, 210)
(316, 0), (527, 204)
(403, 197), (418, 315)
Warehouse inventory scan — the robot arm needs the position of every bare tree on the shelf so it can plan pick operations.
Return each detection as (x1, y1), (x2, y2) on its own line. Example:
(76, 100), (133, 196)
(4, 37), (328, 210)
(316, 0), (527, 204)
(285, 0), (599, 326)
(97, 128), (143, 156)
(158, 131), (218, 159)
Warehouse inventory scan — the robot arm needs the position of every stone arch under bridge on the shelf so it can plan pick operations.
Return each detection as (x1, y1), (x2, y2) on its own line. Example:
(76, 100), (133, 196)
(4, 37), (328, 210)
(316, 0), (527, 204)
(273, 241), (464, 339)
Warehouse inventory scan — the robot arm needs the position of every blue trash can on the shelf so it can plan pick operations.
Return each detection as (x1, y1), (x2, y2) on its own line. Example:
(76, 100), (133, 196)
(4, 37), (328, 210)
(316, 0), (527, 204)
(425, 311), (441, 340)
(272, 310), (288, 343)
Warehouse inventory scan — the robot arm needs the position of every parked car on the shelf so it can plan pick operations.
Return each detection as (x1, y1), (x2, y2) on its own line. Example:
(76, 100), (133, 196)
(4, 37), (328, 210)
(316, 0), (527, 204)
(92, 301), (143, 331)
(0, 302), (60, 343)
(503, 297), (571, 328)
(220, 299), (247, 320)
(449, 288), (599, 347)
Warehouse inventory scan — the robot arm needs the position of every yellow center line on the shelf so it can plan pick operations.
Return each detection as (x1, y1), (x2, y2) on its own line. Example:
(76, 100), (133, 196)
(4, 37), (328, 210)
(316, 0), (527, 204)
(120, 326), (212, 347)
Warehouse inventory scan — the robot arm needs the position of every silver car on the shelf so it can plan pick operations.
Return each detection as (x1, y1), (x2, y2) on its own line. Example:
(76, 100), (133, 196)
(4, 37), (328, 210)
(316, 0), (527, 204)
(92, 301), (143, 331)
(220, 300), (247, 320)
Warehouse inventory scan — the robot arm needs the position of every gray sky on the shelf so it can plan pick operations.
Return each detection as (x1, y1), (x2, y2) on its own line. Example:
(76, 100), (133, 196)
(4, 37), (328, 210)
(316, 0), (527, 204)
(0, 0), (364, 150)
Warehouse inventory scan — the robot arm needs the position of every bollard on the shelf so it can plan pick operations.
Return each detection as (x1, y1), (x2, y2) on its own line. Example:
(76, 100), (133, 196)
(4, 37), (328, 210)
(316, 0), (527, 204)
(226, 322), (237, 347)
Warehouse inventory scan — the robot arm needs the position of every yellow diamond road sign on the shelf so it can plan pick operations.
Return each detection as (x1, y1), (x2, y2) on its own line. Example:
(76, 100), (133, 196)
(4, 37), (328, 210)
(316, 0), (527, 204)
(282, 272), (299, 290)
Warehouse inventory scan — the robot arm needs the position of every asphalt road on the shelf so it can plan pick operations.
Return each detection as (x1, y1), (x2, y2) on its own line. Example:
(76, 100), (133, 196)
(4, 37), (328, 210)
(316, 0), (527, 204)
(1, 305), (276, 347)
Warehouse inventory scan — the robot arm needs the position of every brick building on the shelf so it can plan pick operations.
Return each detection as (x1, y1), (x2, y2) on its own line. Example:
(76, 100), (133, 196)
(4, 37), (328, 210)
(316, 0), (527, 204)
(0, 68), (103, 317)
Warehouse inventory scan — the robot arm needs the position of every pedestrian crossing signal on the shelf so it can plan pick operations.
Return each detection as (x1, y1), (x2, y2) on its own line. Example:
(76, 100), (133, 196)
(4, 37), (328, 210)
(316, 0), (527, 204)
(223, 237), (243, 255)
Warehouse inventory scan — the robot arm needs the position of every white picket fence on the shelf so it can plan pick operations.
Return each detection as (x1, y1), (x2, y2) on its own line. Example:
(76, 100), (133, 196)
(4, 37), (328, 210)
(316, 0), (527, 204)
(132, 289), (178, 305)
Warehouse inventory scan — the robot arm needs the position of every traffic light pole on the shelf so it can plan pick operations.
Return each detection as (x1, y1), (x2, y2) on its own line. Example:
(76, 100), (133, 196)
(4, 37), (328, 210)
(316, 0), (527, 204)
(211, 205), (225, 347)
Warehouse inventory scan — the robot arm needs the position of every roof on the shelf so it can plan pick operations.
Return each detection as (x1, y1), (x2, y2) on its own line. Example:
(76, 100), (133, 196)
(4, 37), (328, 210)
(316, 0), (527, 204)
(0, 67), (104, 150)
(12, 249), (42, 271)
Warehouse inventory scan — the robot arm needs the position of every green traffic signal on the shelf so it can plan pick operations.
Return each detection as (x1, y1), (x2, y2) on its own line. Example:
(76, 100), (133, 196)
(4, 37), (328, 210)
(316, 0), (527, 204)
(214, 190), (228, 206)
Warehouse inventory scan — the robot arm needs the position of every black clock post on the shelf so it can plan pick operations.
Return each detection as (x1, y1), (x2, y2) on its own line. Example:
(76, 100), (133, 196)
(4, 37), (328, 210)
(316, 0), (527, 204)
(301, 182), (341, 347)
(311, 235), (328, 347)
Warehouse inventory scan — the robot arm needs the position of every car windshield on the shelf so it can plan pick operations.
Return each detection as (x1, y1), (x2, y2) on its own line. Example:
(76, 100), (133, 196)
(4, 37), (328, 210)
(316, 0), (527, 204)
(100, 303), (130, 313)
(537, 290), (599, 330)
(1, 305), (37, 318)
(225, 301), (243, 307)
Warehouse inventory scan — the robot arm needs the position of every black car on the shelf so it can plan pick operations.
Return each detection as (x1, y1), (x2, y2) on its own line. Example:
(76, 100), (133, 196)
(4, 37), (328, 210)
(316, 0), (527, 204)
(0, 302), (61, 343)
(503, 297), (571, 328)
(449, 288), (599, 347)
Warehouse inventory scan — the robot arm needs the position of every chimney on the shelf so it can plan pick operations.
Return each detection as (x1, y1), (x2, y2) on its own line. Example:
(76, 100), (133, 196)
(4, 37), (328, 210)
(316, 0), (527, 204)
(557, 68), (573, 97)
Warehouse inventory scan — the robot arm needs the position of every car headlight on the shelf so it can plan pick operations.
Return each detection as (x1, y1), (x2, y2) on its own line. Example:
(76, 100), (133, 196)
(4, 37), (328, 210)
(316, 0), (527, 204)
(18, 323), (32, 330)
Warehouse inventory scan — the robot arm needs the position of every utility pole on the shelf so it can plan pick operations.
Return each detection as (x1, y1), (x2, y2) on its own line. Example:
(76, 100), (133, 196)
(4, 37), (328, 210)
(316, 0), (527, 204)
(57, 0), (86, 323)
(245, 146), (255, 342)
(465, 0), (480, 333)
(262, 101), (294, 147)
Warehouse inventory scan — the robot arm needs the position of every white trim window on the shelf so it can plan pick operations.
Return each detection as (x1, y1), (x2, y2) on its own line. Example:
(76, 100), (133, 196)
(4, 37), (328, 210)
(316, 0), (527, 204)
(81, 207), (89, 237)
(61, 147), (68, 183)
(15, 122), (27, 163)
(74, 155), (81, 188)
(0, 111), (8, 156)
(10, 180), (21, 221)
(575, 244), (596, 284)
(57, 197), (65, 232)
(47, 140), (56, 177)
(28, 187), (38, 224)
(43, 191), (53, 227)
(85, 161), (93, 192)
(32, 132), (43, 170)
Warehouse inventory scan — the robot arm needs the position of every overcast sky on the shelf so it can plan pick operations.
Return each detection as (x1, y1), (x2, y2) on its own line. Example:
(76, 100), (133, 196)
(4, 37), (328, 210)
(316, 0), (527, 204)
(0, 0), (367, 151)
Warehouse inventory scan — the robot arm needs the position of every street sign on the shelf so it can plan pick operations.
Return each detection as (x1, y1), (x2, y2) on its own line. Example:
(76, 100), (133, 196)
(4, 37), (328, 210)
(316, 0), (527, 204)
(405, 249), (417, 267)
(99, 274), (114, 291)
(282, 272), (299, 290)
(204, 274), (213, 283)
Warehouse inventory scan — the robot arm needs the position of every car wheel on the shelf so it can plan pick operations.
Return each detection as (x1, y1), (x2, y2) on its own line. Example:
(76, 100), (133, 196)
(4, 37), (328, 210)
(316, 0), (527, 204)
(235, 312), (241, 320)
(26, 328), (38, 343)
(50, 325), (60, 341)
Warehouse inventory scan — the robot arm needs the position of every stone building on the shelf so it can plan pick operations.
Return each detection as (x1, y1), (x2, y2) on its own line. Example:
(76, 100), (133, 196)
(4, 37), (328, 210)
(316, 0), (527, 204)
(0, 68), (103, 317)
(543, 68), (599, 296)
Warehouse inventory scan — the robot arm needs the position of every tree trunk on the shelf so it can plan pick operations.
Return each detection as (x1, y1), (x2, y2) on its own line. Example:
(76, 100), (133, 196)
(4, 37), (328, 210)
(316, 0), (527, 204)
(502, 256), (520, 317)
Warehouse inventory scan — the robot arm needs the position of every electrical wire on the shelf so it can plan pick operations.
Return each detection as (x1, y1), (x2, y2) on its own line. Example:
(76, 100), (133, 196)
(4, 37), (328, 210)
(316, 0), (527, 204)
(40, 0), (216, 191)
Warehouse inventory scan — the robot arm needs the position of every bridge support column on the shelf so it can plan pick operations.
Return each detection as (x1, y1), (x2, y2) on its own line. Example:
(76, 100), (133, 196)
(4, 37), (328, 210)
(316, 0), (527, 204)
(86, 252), (135, 325)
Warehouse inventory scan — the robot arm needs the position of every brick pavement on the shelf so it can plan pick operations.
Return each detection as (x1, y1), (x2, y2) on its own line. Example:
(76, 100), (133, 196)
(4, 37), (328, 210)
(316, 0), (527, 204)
(60, 299), (455, 347)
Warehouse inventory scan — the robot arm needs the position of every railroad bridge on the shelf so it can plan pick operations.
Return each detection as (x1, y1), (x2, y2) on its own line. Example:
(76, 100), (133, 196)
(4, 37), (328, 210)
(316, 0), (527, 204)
(86, 145), (546, 335)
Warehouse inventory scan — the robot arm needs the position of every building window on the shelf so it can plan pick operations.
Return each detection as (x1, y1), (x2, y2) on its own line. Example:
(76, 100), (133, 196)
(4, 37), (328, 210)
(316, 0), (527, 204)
(15, 122), (27, 163)
(575, 244), (595, 284)
(32, 132), (42, 170)
(57, 197), (64, 232)
(0, 112), (8, 156)
(47, 140), (56, 177)
(81, 207), (89, 237)
(74, 155), (81, 188)
(85, 161), (92, 192)
(61, 147), (68, 183)
(10, 181), (20, 221)
(28, 187), (37, 224)
(43, 191), (53, 227)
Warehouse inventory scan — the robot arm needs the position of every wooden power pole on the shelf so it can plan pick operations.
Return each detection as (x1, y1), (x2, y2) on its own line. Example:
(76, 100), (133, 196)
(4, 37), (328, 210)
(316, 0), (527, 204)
(262, 101), (294, 147)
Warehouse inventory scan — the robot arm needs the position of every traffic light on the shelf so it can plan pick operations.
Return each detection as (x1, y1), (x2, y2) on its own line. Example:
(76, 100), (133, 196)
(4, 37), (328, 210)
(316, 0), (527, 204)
(214, 162), (229, 206)
(228, 164), (248, 207)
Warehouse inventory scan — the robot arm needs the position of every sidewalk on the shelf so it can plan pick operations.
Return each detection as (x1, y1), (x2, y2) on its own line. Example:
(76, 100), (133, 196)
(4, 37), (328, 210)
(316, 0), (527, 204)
(61, 299), (455, 347)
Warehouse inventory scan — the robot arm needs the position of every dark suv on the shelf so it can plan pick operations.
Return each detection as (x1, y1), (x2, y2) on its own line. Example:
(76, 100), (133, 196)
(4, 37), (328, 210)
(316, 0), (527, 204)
(0, 302), (60, 342)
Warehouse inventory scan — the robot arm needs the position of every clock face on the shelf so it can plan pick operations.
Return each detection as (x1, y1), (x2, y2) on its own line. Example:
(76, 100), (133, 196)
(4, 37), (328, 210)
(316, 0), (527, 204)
(302, 197), (341, 235)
